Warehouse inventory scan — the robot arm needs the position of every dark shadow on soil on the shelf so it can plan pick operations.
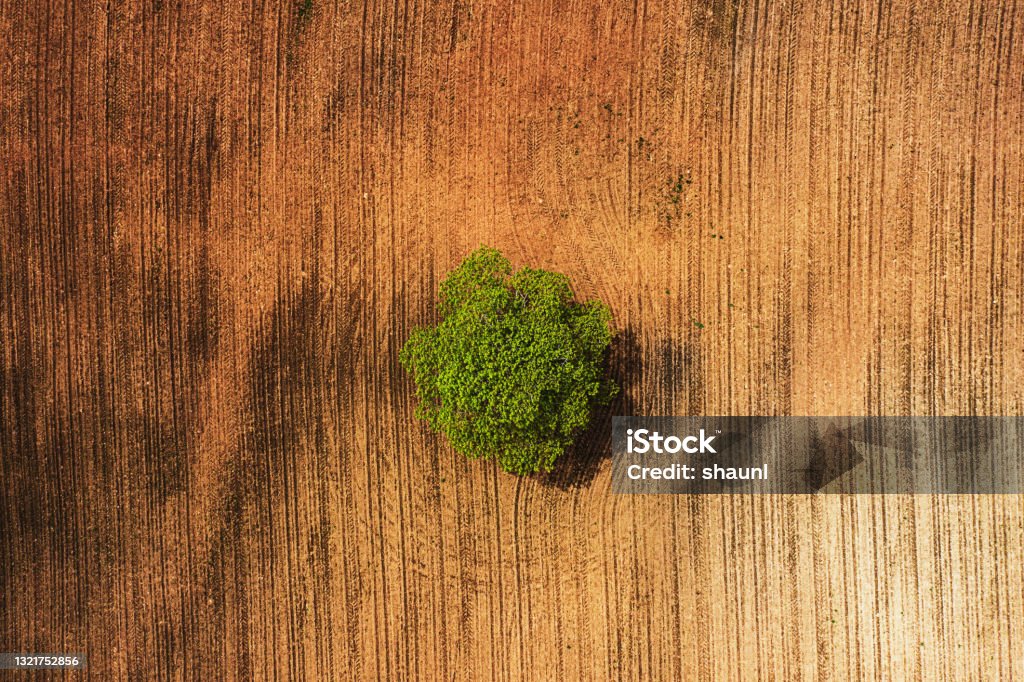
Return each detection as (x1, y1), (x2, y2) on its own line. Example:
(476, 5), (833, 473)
(539, 327), (642, 491)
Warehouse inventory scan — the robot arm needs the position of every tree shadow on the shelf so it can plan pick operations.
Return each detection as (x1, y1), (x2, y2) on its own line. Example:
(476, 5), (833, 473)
(539, 327), (642, 491)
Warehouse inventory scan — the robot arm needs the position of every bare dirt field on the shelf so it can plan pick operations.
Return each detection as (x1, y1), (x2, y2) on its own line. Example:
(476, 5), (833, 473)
(2, 0), (1023, 678)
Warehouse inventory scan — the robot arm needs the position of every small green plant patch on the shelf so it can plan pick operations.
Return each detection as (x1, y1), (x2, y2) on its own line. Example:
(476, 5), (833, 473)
(400, 247), (618, 475)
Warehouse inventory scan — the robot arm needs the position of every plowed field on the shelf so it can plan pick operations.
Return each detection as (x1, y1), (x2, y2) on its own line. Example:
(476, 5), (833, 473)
(2, 0), (1022, 678)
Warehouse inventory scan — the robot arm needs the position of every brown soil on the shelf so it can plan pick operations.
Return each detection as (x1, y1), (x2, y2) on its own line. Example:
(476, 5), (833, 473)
(1, 0), (1022, 678)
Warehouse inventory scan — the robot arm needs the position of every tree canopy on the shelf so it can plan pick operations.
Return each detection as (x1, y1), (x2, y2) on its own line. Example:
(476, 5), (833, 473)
(400, 247), (618, 475)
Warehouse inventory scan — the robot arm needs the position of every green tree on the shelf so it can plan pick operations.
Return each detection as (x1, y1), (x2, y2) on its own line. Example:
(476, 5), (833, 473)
(400, 247), (618, 475)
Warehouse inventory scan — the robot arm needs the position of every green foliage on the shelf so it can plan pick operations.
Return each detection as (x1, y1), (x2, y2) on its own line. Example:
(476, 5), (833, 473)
(400, 247), (618, 475)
